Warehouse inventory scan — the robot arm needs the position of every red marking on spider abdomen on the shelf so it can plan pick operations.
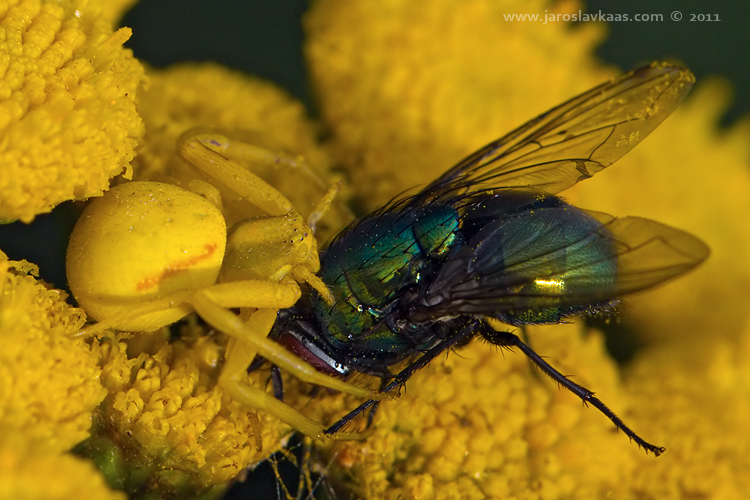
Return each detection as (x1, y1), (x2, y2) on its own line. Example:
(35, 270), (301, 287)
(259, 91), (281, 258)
(136, 244), (218, 291)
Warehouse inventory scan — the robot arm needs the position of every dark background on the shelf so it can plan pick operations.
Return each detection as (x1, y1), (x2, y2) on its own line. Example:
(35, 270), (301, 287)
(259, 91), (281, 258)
(118, 0), (749, 124)
(1, 0), (747, 289)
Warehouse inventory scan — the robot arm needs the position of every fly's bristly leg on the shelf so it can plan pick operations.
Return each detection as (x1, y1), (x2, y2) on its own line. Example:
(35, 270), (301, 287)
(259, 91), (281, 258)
(324, 400), (379, 435)
(271, 365), (284, 402)
(480, 327), (665, 456)
(324, 321), (479, 434)
(518, 325), (544, 384)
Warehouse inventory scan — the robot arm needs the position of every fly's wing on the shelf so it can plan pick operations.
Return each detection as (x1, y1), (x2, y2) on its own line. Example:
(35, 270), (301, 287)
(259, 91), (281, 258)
(416, 62), (694, 203)
(410, 209), (709, 322)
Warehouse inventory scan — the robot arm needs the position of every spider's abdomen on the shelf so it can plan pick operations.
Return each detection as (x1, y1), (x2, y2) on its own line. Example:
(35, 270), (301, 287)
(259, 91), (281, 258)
(67, 181), (226, 331)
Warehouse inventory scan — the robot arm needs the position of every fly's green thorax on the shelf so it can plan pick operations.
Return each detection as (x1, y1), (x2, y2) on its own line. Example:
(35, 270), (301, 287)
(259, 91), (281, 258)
(316, 205), (459, 348)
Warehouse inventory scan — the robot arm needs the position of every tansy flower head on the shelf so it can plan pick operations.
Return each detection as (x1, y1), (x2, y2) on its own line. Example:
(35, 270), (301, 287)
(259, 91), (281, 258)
(624, 320), (750, 499)
(0, 251), (106, 453)
(84, 327), (287, 496)
(303, 322), (644, 499)
(0, 0), (144, 222)
(305, 0), (611, 211)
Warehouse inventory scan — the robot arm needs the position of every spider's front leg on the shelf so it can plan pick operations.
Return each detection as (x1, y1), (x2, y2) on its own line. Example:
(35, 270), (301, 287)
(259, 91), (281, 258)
(189, 279), (372, 400)
(177, 129), (302, 217)
(192, 298), (366, 439)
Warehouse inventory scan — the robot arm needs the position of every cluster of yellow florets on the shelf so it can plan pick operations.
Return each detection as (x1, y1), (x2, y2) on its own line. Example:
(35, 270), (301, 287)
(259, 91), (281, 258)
(305, 0), (611, 211)
(93, 328), (285, 490)
(624, 324), (750, 499)
(0, 0), (144, 222)
(0, 433), (125, 500)
(0, 251), (114, 498)
(0, 252), (104, 452)
(308, 322), (643, 499)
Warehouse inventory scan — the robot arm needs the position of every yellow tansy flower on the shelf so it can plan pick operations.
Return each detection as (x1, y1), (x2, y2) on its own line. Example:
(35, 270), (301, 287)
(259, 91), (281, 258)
(0, 0), (144, 222)
(305, 322), (643, 499)
(83, 328), (286, 495)
(625, 323), (750, 499)
(305, 0), (611, 211)
(0, 251), (106, 454)
(99, 0), (140, 25)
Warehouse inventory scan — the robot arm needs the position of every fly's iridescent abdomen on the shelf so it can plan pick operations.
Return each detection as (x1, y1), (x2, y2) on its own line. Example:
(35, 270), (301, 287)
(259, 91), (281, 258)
(270, 62), (709, 456)
(422, 191), (619, 326)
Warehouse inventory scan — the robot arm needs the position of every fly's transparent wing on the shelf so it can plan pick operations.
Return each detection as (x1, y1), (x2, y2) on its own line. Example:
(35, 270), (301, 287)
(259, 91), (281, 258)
(410, 209), (709, 321)
(593, 214), (709, 293)
(418, 62), (694, 202)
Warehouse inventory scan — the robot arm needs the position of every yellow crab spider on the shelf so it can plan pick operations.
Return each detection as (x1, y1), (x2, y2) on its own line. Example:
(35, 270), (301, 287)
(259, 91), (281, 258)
(66, 130), (376, 439)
